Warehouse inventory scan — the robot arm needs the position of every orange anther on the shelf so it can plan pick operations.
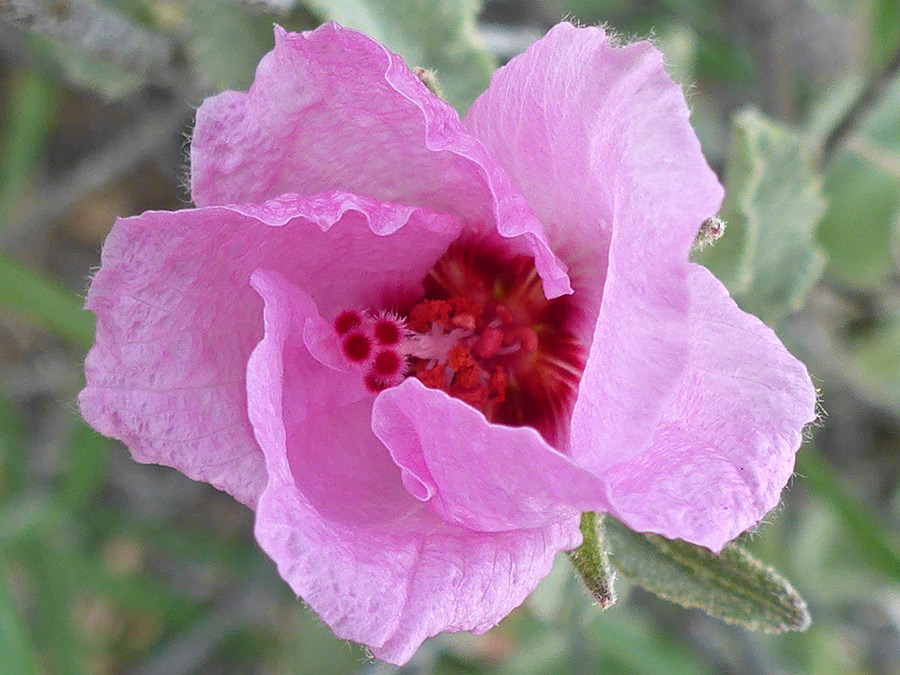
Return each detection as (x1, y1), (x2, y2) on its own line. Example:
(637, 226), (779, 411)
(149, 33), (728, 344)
(428, 300), (453, 327)
(449, 296), (483, 317)
(448, 345), (475, 371)
(474, 327), (504, 359)
(451, 384), (488, 409)
(408, 303), (432, 332)
(487, 366), (507, 403)
(415, 363), (447, 390)
(455, 364), (483, 389)
(451, 313), (476, 330)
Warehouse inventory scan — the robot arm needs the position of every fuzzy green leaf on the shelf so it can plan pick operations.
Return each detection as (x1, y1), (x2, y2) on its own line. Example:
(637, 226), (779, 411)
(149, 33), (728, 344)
(301, 0), (495, 112)
(184, 0), (286, 92)
(696, 108), (827, 326)
(604, 518), (811, 633)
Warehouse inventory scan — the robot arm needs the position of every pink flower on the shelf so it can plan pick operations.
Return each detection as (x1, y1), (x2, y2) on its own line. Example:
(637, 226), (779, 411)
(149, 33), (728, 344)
(80, 22), (817, 664)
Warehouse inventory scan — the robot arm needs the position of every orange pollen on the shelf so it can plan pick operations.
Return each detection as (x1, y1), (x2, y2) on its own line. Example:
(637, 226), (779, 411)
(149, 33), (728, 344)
(416, 362), (447, 390)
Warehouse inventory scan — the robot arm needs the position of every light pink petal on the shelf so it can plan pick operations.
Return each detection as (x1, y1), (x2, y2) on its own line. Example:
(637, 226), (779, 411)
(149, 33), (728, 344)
(465, 22), (724, 465)
(372, 378), (608, 531)
(190, 23), (571, 297)
(79, 191), (461, 506)
(249, 270), (581, 665)
(605, 265), (818, 551)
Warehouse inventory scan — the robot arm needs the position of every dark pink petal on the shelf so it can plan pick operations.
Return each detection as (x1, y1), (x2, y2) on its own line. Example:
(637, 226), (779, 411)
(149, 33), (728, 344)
(465, 23), (724, 464)
(604, 266), (818, 551)
(80, 191), (461, 506)
(373, 378), (608, 531)
(190, 23), (571, 297)
(248, 270), (581, 665)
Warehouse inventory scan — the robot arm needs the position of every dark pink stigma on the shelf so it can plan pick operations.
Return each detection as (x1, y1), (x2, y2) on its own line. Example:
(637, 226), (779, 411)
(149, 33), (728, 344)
(335, 311), (362, 335)
(373, 350), (402, 377)
(343, 333), (371, 362)
(364, 374), (390, 393)
(374, 319), (401, 345)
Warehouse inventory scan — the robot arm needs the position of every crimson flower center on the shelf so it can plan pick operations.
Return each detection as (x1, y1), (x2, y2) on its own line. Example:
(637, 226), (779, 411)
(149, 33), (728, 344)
(334, 242), (586, 444)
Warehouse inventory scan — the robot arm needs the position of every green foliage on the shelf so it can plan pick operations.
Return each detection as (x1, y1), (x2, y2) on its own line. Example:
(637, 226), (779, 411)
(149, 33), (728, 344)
(603, 518), (810, 633)
(0, 557), (40, 675)
(696, 109), (827, 326)
(59, 421), (112, 511)
(29, 34), (142, 100)
(301, 0), (495, 112)
(848, 311), (900, 414)
(795, 445), (900, 583)
(815, 76), (900, 289)
(183, 0), (290, 93)
(872, 0), (900, 63)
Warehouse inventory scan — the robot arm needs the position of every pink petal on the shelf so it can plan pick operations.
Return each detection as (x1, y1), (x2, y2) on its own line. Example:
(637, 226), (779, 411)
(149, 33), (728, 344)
(604, 265), (818, 551)
(372, 378), (608, 531)
(79, 191), (461, 506)
(465, 22), (724, 464)
(190, 23), (571, 297)
(248, 269), (582, 665)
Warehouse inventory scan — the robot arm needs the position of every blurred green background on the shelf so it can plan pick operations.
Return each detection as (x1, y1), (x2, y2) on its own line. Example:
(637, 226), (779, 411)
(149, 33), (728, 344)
(2, 0), (900, 673)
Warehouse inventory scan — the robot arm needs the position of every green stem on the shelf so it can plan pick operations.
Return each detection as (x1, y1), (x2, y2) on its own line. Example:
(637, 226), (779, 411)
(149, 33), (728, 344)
(566, 512), (616, 609)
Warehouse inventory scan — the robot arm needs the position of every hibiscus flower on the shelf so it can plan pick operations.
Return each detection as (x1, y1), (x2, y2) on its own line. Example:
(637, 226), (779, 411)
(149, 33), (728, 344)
(80, 22), (817, 664)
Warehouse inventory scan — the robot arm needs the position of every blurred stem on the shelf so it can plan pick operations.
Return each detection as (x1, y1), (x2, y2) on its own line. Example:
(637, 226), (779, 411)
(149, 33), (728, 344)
(0, 253), (94, 349)
(822, 45), (900, 163)
(796, 445), (900, 582)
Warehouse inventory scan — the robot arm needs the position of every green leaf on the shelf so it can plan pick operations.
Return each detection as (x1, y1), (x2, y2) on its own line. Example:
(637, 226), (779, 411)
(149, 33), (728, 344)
(604, 517), (811, 633)
(27, 34), (141, 100)
(0, 253), (95, 349)
(0, 559), (40, 675)
(696, 108), (827, 326)
(566, 513), (616, 609)
(184, 0), (285, 92)
(301, 0), (496, 112)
